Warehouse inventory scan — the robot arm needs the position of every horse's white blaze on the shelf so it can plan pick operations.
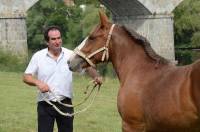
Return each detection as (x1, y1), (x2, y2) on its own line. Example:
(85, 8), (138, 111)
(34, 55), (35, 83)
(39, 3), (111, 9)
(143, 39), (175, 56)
(69, 36), (88, 61)
(77, 36), (88, 50)
(68, 52), (76, 62)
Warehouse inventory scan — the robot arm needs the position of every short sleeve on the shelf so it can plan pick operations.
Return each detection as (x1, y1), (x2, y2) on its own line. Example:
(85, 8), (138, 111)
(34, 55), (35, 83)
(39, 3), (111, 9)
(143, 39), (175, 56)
(24, 53), (38, 76)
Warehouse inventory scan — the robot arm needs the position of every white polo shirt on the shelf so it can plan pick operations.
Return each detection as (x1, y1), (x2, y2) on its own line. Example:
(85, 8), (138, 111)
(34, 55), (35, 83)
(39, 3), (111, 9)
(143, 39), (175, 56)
(25, 47), (73, 102)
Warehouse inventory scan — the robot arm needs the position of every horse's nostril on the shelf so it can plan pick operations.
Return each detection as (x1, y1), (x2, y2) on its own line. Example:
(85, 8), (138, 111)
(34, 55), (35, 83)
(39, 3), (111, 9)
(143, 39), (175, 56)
(67, 60), (70, 65)
(69, 66), (72, 71)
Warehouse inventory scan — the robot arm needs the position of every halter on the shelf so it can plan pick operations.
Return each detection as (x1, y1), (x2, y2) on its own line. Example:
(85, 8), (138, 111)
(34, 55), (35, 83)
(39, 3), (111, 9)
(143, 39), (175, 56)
(74, 24), (115, 68)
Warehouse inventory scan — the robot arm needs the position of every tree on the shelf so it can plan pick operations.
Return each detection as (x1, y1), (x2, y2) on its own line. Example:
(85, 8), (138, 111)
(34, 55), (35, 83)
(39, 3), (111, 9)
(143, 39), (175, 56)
(26, 0), (114, 76)
(74, 0), (100, 7)
(26, 0), (82, 51)
(26, 0), (103, 51)
(174, 0), (200, 64)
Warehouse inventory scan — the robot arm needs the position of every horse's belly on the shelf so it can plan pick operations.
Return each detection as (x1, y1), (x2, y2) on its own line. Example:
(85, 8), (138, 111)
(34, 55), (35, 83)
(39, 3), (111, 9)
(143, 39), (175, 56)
(146, 105), (200, 131)
(147, 121), (200, 132)
(146, 112), (200, 130)
(117, 86), (200, 132)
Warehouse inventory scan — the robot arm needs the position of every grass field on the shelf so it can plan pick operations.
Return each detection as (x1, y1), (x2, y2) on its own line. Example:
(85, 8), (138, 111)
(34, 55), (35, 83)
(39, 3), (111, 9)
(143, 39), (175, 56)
(0, 71), (121, 132)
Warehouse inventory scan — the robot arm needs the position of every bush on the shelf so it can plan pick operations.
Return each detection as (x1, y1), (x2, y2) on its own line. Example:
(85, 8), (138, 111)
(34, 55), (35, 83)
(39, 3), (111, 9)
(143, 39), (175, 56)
(97, 63), (116, 77)
(0, 51), (26, 72)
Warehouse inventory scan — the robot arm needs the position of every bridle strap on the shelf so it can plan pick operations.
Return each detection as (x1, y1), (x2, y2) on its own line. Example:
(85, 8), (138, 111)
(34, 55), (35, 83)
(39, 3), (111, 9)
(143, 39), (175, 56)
(74, 48), (96, 67)
(74, 24), (115, 68)
(102, 24), (115, 61)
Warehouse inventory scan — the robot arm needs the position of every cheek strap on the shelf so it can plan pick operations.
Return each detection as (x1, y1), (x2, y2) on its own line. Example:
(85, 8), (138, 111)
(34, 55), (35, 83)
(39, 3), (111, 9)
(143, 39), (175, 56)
(74, 24), (115, 68)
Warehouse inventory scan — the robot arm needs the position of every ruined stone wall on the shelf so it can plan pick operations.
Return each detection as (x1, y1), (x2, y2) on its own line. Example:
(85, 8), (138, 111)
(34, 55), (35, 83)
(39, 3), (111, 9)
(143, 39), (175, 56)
(0, 0), (183, 63)
(0, 17), (27, 58)
(113, 15), (175, 61)
(0, 0), (39, 61)
(100, 0), (184, 62)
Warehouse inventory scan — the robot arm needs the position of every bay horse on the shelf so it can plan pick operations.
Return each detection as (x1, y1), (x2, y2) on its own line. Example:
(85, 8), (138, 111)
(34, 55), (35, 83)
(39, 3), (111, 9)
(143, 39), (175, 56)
(68, 11), (200, 132)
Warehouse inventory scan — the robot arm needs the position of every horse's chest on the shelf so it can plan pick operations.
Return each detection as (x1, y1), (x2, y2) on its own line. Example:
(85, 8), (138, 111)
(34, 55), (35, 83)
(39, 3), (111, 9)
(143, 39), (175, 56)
(117, 86), (144, 122)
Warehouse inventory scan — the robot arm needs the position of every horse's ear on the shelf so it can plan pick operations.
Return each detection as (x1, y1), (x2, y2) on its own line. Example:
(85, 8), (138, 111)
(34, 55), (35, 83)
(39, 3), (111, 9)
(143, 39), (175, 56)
(99, 10), (109, 27)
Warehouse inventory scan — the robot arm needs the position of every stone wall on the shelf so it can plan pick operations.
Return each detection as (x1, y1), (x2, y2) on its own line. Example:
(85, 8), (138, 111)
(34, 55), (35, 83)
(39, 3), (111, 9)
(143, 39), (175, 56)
(0, 0), (183, 63)
(100, 0), (184, 62)
(0, 17), (28, 59)
(0, 0), (39, 62)
(113, 15), (175, 61)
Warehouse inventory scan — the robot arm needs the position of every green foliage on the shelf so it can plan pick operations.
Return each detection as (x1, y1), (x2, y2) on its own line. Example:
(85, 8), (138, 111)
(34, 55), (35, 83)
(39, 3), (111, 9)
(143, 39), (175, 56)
(26, 0), (81, 51)
(97, 63), (116, 77)
(74, 0), (100, 7)
(191, 32), (200, 47)
(174, 0), (200, 47)
(26, 0), (102, 51)
(175, 50), (192, 65)
(26, 0), (115, 75)
(71, 5), (100, 48)
(0, 51), (26, 72)
(174, 0), (200, 64)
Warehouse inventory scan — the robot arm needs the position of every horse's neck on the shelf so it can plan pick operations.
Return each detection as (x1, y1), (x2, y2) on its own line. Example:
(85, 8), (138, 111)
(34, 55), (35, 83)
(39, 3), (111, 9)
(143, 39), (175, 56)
(110, 30), (155, 83)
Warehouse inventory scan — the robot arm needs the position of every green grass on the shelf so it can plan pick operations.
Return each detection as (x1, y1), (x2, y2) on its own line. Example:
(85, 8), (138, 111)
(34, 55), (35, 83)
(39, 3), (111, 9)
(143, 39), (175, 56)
(0, 72), (121, 132)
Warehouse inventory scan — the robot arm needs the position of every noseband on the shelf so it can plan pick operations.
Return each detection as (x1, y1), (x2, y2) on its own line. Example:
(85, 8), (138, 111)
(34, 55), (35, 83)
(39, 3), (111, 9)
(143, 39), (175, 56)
(74, 24), (115, 67)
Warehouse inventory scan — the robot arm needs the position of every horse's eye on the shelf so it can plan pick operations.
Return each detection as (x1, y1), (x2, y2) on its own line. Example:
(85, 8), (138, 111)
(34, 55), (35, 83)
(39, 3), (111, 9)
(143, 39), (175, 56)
(89, 36), (95, 40)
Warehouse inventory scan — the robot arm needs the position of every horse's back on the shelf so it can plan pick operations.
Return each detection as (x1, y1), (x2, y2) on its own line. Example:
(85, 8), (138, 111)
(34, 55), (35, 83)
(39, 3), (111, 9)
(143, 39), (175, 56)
(190, 60), (200, 112)
(191, 60), (200, 79)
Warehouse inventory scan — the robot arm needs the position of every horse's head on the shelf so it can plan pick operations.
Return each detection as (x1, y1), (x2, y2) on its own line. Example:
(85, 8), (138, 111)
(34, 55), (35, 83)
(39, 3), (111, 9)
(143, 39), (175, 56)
(68, 11), (115, 72)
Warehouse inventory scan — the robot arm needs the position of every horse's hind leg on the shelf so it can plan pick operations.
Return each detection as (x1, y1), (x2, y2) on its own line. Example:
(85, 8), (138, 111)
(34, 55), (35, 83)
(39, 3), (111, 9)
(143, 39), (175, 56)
(122, 121), (145, 132)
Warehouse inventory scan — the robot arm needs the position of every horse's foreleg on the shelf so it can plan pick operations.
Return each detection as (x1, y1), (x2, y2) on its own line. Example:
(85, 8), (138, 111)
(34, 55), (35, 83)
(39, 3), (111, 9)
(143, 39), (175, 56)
(122, 121), (145, 132)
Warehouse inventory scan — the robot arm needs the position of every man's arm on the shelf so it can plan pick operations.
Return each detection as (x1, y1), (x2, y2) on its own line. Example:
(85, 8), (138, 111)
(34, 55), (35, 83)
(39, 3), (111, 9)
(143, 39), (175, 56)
(85, 67), (103, 85)
(23, 74), (49, 92)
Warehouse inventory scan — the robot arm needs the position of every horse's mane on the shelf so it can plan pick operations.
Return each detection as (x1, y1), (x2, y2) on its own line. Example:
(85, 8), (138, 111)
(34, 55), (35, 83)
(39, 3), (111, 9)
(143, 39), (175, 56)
(122, 25), (170, 65)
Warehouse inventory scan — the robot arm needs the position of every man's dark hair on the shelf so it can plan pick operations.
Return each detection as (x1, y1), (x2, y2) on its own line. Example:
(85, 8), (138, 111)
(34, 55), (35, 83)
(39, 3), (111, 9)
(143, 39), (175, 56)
(43, 25), (62, 42)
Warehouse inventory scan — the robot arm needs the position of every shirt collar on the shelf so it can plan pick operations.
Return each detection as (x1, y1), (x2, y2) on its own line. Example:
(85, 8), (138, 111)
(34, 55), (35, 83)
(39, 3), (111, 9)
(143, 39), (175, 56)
(46, 48), (64, 61)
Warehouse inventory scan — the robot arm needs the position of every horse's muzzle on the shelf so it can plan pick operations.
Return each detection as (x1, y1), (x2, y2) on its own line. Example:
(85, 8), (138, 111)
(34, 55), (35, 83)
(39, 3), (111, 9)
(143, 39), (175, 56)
(68, 56), (85, 72)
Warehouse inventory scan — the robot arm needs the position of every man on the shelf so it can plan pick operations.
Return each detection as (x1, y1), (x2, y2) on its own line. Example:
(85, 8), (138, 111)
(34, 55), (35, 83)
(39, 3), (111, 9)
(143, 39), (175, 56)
(23, 25), (102, 132)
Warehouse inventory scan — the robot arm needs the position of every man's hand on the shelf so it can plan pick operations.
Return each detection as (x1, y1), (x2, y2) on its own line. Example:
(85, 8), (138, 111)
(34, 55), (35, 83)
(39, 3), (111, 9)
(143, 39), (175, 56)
(85, 67), (103, 86)
(23, 74), (49, 93)
(35, 80), (50, 93)
(93, 76), (103, 86)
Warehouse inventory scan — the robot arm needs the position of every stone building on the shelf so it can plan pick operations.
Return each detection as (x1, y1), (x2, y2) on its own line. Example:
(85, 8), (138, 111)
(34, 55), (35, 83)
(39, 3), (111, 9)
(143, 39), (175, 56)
(0, 0), (184, 62)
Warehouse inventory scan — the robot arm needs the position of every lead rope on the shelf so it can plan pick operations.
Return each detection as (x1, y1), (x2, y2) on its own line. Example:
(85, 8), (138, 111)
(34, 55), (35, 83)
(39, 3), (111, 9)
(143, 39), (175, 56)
(42, 82), (101, 117)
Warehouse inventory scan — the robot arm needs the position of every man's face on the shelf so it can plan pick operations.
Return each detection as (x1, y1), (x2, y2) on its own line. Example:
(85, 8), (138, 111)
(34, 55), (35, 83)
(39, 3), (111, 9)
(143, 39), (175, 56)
(47, 29), (62, 51)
